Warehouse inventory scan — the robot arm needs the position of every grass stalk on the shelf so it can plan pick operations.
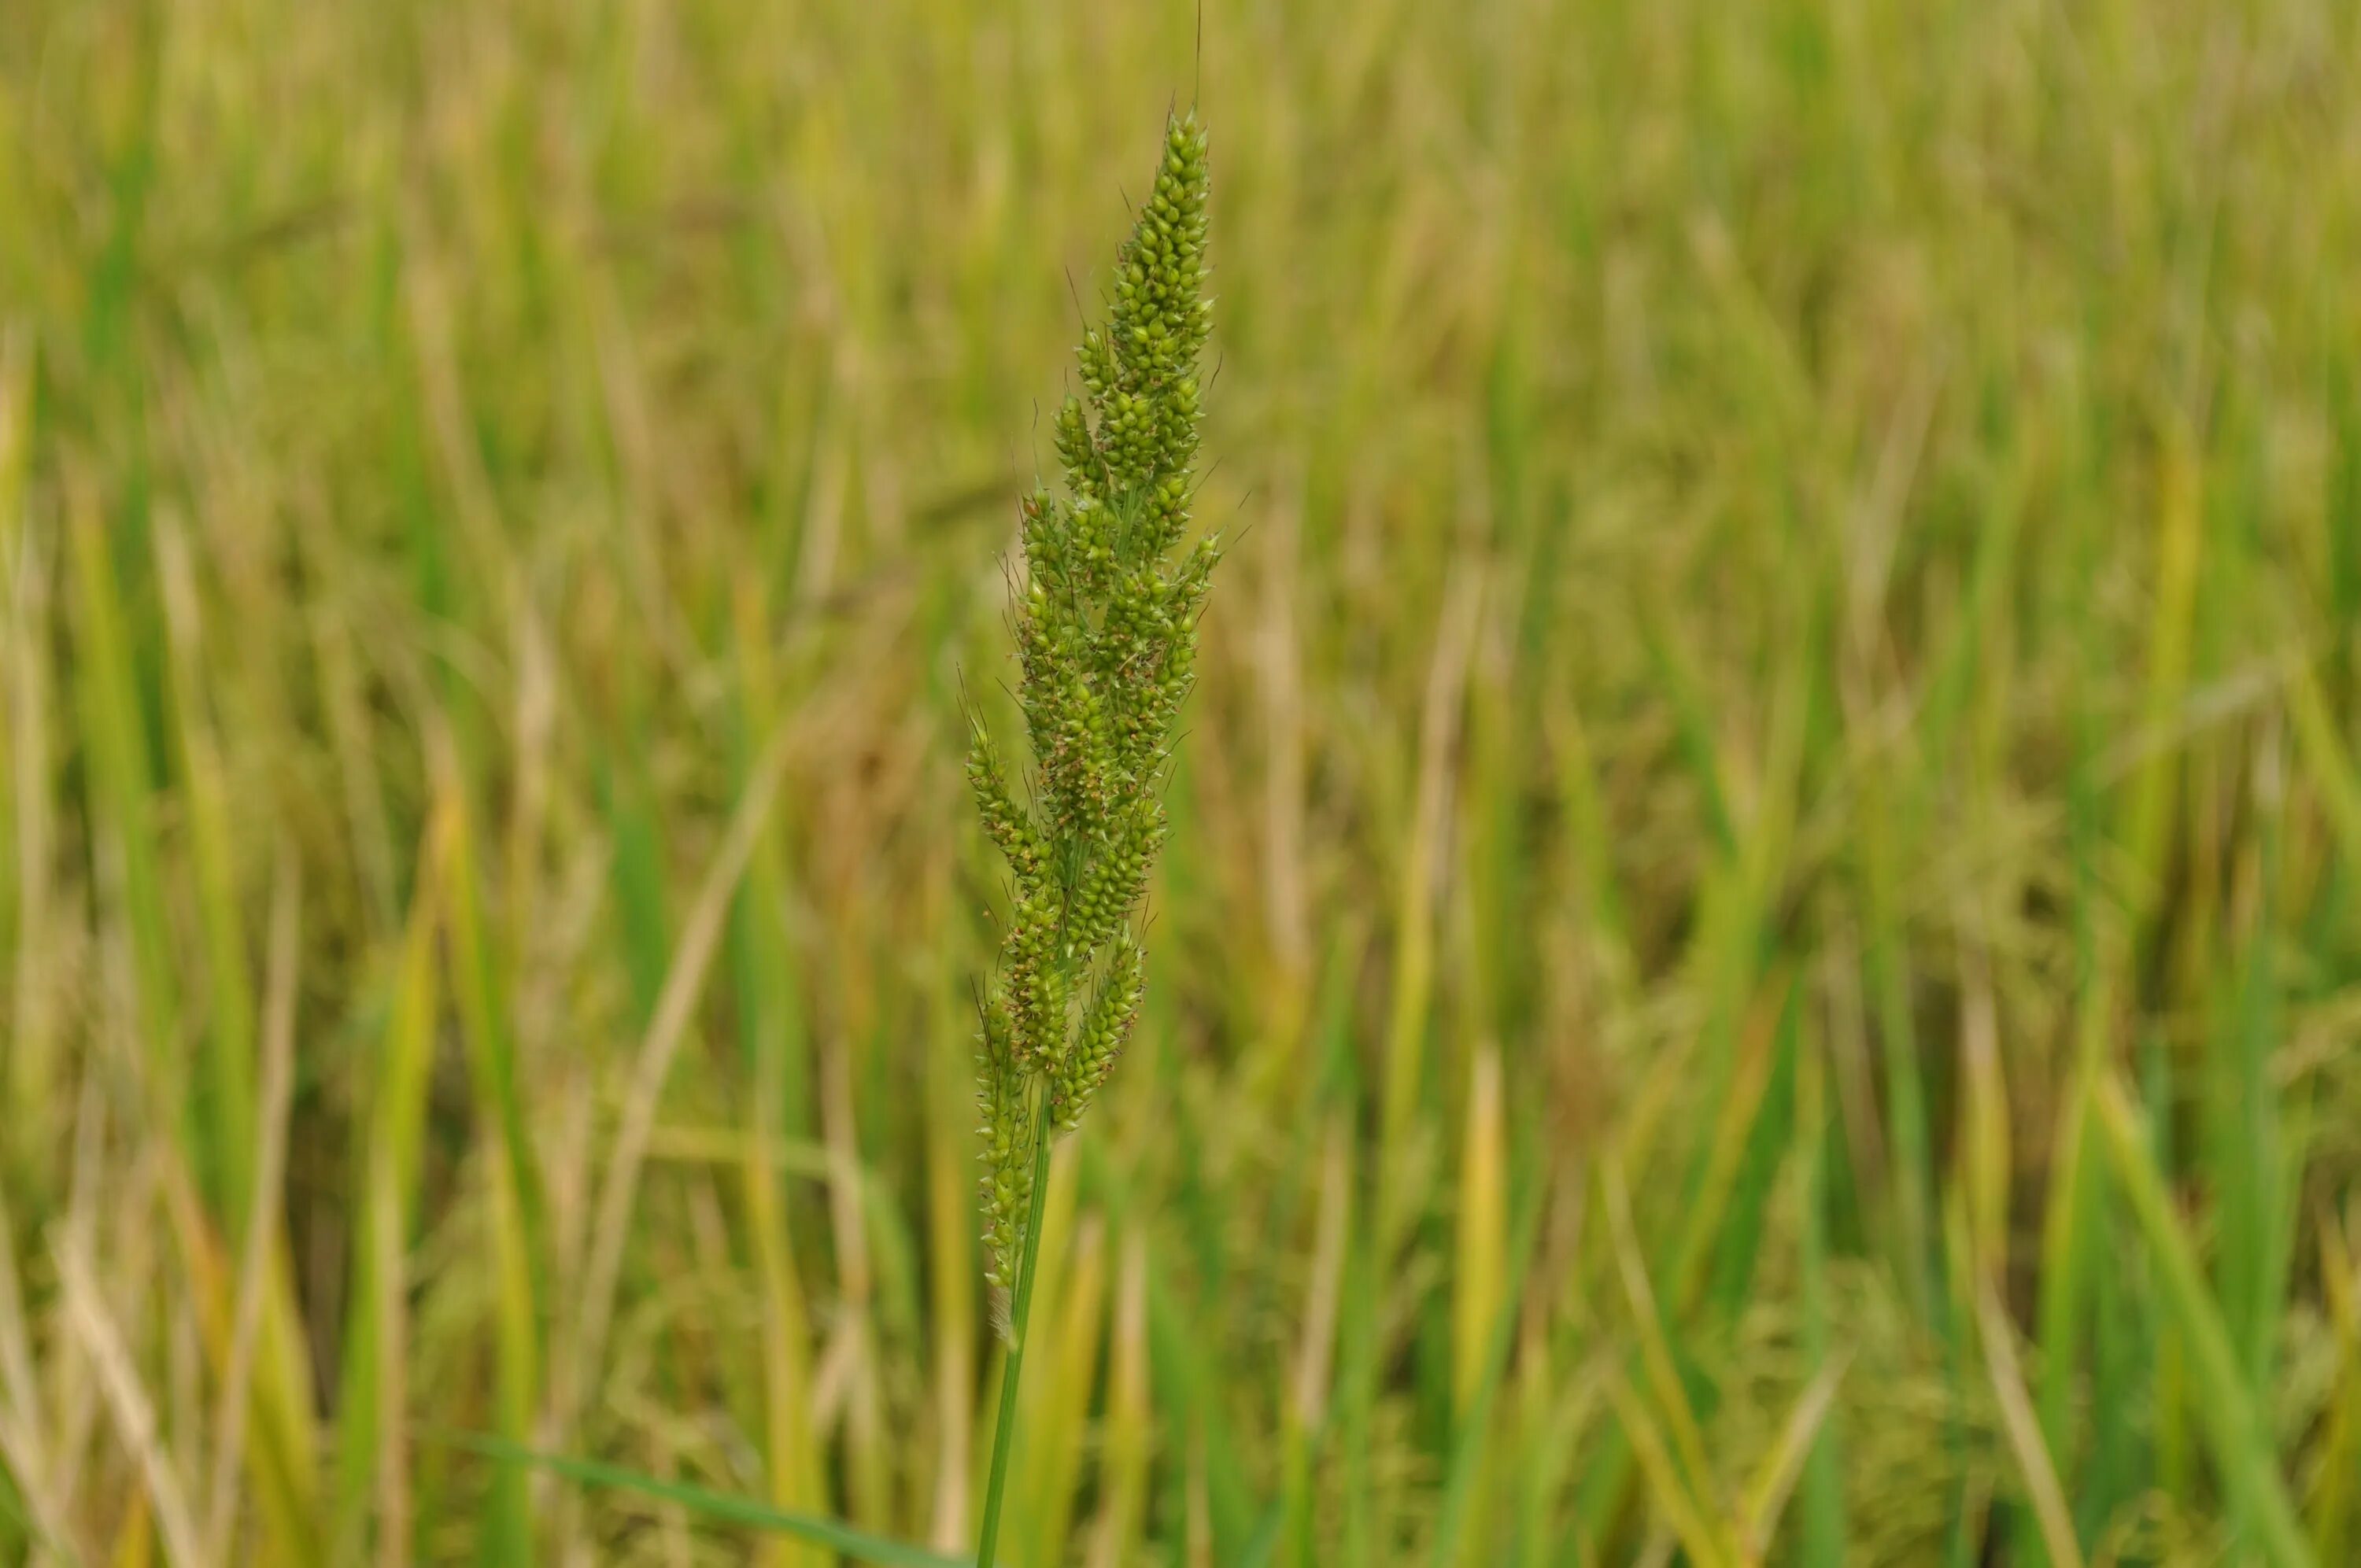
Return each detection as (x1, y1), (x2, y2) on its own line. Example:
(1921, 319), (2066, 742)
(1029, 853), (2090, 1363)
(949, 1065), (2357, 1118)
(975, 1090), (1054, 1568)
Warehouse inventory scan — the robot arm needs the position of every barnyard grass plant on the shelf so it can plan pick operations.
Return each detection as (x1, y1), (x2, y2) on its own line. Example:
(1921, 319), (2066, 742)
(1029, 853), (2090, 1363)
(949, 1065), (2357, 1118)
(966, 106), (1217, 1568)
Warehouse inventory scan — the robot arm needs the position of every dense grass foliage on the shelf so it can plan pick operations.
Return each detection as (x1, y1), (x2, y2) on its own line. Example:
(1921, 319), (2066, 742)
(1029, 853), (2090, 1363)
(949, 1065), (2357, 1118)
(2, 1), (2360, 1563)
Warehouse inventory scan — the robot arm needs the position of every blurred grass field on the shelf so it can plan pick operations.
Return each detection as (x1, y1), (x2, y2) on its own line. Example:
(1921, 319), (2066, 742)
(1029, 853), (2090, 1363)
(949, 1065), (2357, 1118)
(4, 0), (2361, 1562)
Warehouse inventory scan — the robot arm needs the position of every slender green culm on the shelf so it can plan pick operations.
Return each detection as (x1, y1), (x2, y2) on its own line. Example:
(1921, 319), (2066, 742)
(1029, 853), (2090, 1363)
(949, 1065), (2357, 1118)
(969, 108), (1217, 1568)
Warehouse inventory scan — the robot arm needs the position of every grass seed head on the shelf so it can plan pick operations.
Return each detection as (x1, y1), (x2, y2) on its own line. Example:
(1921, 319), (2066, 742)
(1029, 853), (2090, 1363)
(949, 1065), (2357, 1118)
(967, 109), (1217, 1308)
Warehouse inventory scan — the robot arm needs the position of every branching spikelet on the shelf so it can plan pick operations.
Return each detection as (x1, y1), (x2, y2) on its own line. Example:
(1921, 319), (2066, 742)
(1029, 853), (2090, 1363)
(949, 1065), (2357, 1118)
(1055, 935), (1144, 1130)
(965, 723), (1042, 884)
(974, 994), (1034, 1294)
(966, 110), (1218, 1309)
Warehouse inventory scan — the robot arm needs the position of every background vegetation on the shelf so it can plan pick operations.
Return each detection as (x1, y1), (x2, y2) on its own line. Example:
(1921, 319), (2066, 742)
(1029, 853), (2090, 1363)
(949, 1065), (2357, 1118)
(3, 0), (2360, 1562)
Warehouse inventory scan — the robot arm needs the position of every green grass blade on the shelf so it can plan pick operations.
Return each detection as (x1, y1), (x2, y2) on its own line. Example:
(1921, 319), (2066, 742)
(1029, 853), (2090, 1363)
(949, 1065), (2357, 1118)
(1794, 1040), (1846, 1566)
(65, 475), (179, 1127)
(154, 515), (257, 1226)
(2094, 1077), (2314, 1568)
(438, 763), (538, 1562)
(1431, 1153), (1546, 1568)
(729, 582), (828, 1565)
(334, 819), (445, 1565)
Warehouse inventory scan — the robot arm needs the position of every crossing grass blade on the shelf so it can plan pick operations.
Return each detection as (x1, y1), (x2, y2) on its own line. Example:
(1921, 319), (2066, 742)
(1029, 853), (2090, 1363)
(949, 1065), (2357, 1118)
(430, 1434), (970, 1568)
(1979, 1286), (2086, 1568)
(1605, 1371), (1731, 1568)
(1733, 1351), (1849, 1565)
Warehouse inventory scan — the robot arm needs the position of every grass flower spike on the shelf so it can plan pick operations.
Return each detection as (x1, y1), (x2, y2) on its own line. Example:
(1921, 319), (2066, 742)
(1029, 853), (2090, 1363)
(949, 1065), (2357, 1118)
(968, 105), (1215, 1568)
(970, 108), (1217, 1304)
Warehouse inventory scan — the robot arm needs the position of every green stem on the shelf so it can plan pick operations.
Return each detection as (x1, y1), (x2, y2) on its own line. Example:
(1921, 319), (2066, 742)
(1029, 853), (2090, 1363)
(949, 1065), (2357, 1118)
(977, 1089), (1055, 1568)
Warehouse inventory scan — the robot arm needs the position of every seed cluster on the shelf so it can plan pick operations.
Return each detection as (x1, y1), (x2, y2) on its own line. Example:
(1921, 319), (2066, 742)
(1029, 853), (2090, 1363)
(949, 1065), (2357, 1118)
(970, 112), (1217, 1302)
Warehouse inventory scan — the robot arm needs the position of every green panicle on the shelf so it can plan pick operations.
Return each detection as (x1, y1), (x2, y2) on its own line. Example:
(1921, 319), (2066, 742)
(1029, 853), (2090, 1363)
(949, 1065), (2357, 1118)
(966, 109), (1218, 1309)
